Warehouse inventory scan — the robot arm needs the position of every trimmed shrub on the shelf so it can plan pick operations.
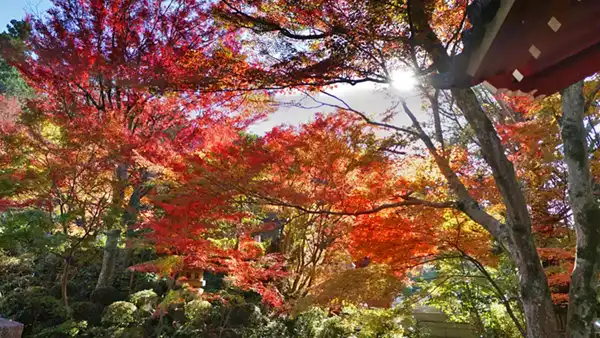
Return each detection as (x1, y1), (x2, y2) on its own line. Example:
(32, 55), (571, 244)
(184, 300), (212, 322)
(129, 289), (158, 311)
(227, 303), (261, 328)
(318, 316), (353, 338)
(292, 307), (328, 337)
(101, 301), (138, 327)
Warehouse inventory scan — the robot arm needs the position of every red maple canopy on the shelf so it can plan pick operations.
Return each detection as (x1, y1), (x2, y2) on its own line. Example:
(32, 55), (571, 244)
(471, 0), (600, 96)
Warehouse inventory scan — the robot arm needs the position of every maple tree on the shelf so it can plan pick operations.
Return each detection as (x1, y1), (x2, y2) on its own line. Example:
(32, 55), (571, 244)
(135, 128), (287, 306)
(0, 0), (272, 309)
(161, 111), (499, 312)
(0, 105), (116, 308)
(138, 112), (421, 309)
(242, 115), (423, 308)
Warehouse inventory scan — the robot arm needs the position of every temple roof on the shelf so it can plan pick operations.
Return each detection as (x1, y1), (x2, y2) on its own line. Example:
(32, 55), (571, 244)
(469, 0), (600, 95)
(431, 0), (600, 96)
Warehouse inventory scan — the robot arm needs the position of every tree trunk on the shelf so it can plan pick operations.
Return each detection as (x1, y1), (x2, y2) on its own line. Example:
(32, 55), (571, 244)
(452, 88), (559, 338)
(121, 184), (146, 269)
(406, 13), (558, 335)
(61, 258), (70, 311)
(402, 89), (558, 337)
(96, 163), (128, 289)
(560, 81), (600, 338)
(96, 229), (121, 289)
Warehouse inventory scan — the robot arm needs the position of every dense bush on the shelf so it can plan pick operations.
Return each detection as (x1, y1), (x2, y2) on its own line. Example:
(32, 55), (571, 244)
(318, 316), (354, 338)
(66, 249), (103, 299)
(184, 299), (212, 322)
(0, 255), (417, 338)
(242, 319), (290, 338)
(49, 283), (80, 301)
(0, 251), (35, 296)
(0, 241), (418, 338)
(227, 303), (262, 328)
(129, 289), (158, 312)
(91, 286), (125, 307)
(101, 301), (138, 328)
(291, 307), (328, 337)
(70, 301), (102, 325)
(33, 320), (88, 338)
(0, 287), (68, 333)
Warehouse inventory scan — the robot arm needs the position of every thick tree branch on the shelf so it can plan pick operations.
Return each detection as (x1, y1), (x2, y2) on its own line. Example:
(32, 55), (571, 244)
(399, 99), (515, 252)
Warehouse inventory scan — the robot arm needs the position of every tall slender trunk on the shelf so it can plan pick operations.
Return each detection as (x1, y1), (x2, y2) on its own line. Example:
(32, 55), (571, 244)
(403, 89), (558, 337)
(561, 81), (600, 337)
(96, 229), (121, 289)
(452, 89), (559, 338)
(406, 5), (560, 333)
(61, 258), (70, 311)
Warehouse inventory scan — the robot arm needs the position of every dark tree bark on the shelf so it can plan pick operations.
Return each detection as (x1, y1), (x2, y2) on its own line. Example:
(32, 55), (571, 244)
(561, 81), (600, 338)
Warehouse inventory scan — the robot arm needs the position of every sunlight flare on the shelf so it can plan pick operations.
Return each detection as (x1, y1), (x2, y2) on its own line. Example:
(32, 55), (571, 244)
(390, 69), (417, 92)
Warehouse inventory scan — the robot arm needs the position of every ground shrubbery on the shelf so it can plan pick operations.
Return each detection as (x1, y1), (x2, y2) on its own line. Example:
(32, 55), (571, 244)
(0, 221), (417, 338)
(0, 286), (68, 334)
(70, 302), (102, 325)
(0, 244), (418, 338)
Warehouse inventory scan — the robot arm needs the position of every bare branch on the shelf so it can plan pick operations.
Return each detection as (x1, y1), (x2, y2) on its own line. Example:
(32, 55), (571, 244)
(221, 0), (334, 40)
(261, 195), (456, 217)
(460, 250), (527, 337)
(308, 90), (420, 137)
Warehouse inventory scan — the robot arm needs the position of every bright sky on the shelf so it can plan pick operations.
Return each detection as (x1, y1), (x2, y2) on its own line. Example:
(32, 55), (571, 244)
(2, 0), (425, 135)
(1, 0), (50, 28)
(247, 85), (424, 135)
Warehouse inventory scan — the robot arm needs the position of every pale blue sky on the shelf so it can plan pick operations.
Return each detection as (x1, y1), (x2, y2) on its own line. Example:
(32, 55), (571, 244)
(1, 0), (50, 31)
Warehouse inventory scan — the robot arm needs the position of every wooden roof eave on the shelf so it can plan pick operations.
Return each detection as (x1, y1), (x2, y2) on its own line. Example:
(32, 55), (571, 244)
(467, 0), (516, 78)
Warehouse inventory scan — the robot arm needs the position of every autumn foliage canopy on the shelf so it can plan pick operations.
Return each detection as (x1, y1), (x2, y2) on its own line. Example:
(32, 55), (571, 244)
(1, 3), (598, 335)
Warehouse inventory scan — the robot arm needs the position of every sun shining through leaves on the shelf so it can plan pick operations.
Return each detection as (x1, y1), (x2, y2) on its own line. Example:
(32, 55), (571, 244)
(390, 69), (417, 92)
